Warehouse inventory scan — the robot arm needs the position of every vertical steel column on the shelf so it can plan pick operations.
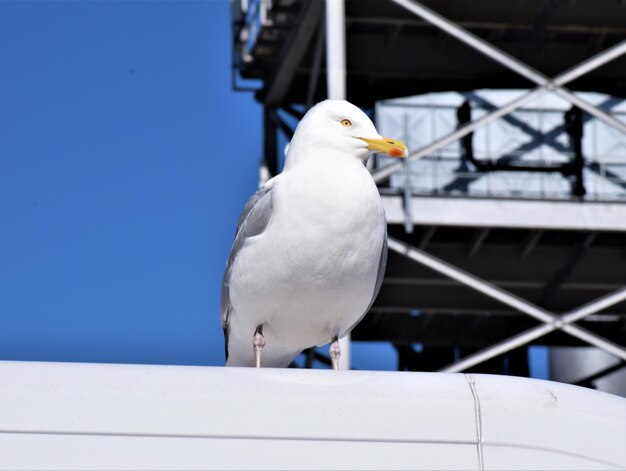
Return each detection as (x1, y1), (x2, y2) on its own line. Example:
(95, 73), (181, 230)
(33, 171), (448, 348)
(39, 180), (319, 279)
(325, 0), (350, 369)
(325, 0), (346, 101)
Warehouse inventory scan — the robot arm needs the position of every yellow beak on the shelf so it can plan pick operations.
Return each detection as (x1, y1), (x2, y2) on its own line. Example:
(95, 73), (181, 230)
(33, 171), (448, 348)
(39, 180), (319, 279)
(359, 137), (408, 158)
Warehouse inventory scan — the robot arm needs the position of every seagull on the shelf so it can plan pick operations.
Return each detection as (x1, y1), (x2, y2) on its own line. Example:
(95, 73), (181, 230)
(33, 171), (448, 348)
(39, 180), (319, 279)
(221, 100), (407, 369)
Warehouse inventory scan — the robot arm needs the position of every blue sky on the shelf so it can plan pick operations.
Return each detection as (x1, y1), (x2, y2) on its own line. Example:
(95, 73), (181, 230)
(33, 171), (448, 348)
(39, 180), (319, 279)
(0, 0), (398, 370)
(0, 0), (264, 365)
(0, 1), (547, 376)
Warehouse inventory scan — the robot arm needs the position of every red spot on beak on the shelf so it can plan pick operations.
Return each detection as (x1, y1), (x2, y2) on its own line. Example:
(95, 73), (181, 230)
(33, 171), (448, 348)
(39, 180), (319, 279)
(390, 147), (405, 158)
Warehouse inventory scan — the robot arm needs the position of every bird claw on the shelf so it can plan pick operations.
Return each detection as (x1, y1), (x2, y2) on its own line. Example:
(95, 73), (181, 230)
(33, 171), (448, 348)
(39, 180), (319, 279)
(253, 325), (266, 368)
(329, 336), (341, 370)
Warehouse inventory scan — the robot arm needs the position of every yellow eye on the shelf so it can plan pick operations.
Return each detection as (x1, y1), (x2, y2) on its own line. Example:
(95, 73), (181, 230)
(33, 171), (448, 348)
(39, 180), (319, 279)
(341, 119), (352, 127)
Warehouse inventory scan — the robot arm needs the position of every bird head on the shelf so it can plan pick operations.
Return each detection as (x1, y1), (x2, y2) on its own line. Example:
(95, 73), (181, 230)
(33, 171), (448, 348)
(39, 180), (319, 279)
(286, 100), (408, 165)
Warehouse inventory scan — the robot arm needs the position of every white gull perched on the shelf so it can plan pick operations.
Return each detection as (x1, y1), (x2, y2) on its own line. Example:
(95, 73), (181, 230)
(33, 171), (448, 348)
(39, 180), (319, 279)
(221, 100), (408, 368)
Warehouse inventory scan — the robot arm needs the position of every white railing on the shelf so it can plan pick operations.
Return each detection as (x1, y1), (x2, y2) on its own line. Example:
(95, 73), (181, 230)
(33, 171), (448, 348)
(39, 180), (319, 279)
(375, 98), (626, 202)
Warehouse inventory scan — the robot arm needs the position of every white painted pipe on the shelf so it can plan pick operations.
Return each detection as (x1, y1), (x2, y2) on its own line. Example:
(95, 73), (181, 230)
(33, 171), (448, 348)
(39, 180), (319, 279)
(325, 0), (346, 101)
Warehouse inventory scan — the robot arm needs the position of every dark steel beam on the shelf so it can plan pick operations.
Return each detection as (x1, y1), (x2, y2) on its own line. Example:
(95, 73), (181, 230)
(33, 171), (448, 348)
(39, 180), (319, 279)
(381, 277), (625, 292)
(280, 105), (305, 121)
(538, 232), (597, 306)
(385, 24), (403, 49)
(468, 228), (490, 257)
(344, 17), (626, 37)
(270, 109), (295, 139)
(353, 311), (626, 348)
(306, 22), (325, 110)
(521, 230), (544, 259)
(419, 226), (437, 250)
(263, 107), (278, 177)
(259, 0), (323, 106)
(370, 305), (626, 318)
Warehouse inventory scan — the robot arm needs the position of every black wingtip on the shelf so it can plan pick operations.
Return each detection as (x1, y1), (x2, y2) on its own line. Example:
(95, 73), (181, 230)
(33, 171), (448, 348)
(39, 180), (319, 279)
(223, 325), (230, 362)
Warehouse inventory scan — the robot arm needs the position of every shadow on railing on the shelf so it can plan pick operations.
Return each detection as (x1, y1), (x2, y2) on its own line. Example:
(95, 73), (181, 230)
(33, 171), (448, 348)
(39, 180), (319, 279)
(376, 153), (626, 202)
(375, 93), (626, 203)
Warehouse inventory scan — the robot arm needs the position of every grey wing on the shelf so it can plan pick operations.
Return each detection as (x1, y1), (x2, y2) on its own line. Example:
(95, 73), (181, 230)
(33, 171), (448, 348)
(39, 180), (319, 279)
(341, 230), (388, 338)
(220, 180), (276, 360)
(372, 231), (388, 307)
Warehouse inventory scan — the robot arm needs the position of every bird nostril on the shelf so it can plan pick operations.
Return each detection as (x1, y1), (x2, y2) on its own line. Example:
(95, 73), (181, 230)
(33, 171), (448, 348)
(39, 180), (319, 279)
(386, 140), (394, 144)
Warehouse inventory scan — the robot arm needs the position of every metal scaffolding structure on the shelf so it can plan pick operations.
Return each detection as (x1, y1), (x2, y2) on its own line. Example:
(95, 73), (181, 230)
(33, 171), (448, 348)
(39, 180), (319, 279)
(231, 0), (626, 393)
(369, 1), (626, 383)
(387, 237), (626, 373)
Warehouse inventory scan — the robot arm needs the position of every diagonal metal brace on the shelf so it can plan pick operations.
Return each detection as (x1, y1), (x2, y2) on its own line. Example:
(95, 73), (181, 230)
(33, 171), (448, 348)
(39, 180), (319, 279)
(390, 0), (626, 135)
(373, 1), (626, 183)
(387, 237), (626, 371)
